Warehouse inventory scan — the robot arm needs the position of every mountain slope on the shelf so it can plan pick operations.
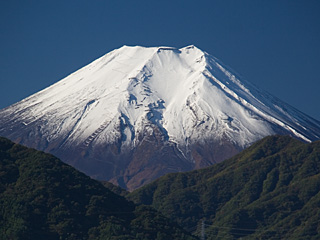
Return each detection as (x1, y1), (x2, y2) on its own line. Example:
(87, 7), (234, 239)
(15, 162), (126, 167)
(128, 135), (320, 239)
(0, 137), (196, 240)
(1, 45), (320, 190)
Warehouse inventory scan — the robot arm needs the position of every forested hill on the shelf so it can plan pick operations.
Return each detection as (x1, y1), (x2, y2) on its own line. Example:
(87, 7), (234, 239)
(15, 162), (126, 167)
(0, 137), (196, 240)
(128, 135), (320, 239)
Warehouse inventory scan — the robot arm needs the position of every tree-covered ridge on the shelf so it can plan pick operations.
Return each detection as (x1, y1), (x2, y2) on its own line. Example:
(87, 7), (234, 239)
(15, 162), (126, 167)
(0, 137), (196, 240)
(128, 135), (320, 239)
(101, 181), (129, 197)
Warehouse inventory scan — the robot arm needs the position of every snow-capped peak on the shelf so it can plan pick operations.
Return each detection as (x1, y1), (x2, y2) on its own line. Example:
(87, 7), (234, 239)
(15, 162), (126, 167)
(1, 45), (320, 190)
(2, 45), (319, 150)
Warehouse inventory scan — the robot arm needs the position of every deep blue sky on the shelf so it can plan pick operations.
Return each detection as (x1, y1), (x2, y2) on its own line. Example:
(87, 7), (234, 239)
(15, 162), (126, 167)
(1, 1), (320, 120)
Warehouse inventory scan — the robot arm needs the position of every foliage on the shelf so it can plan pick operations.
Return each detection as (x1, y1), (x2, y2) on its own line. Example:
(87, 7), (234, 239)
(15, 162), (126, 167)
(0, 137), (197, 240)
(128, 135), (320, 239)
(101, 181), (128, 197)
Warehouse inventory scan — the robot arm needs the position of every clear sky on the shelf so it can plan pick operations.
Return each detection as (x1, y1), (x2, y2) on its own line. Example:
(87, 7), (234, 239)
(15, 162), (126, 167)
(1, 0), (319, 120)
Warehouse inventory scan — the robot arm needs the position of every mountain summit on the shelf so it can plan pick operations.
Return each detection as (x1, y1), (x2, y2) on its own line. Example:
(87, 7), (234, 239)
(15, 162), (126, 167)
(1, 45), (320, 190)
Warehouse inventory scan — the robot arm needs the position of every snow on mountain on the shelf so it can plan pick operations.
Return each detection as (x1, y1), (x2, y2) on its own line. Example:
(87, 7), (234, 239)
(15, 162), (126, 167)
(1, 45), (320, 190)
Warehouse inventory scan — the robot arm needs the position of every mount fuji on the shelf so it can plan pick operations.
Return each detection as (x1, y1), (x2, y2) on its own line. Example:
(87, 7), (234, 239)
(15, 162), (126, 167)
(1, 45), (320, 190)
